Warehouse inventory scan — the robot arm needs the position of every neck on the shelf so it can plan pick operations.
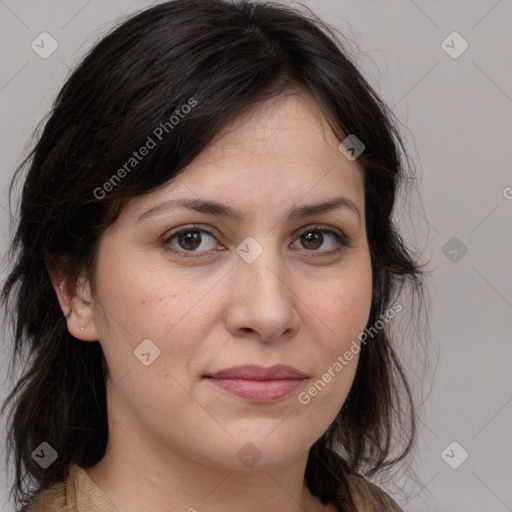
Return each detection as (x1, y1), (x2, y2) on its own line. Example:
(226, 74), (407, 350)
(85, 444), (331, 512)
(84, 419), (336, 512)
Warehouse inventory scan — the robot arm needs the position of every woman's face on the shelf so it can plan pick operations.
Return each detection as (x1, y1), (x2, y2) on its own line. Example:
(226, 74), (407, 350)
(82, 91), (373, 470)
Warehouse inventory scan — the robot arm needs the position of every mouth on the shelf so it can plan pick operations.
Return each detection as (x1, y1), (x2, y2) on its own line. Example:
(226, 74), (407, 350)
(203, 365), (307, 403)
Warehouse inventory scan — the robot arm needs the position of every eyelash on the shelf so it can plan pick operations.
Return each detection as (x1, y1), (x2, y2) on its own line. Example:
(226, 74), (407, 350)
(162, 224), (350, 258)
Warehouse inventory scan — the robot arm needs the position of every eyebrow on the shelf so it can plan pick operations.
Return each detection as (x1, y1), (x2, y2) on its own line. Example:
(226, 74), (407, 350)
(137, 196), (361, 223)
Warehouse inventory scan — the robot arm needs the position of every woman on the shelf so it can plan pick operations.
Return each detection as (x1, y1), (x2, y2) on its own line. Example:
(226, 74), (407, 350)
(1, 1), (426, 511)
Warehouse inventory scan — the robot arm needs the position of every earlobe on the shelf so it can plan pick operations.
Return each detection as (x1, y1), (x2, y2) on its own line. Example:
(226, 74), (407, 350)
(48, 269), (99, 342)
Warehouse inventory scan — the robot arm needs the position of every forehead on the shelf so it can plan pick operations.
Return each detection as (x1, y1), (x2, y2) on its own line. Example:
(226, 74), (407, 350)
(126, 91), (365, 220)
(196, 90), (352, 168)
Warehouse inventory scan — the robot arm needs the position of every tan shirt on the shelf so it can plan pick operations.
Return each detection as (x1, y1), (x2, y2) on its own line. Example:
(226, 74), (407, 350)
(25, 464), (403, 511)
(25, 465), (118, 512)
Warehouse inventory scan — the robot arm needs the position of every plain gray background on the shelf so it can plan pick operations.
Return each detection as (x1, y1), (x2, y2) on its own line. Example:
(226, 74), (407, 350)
(1, 1), (511, 511)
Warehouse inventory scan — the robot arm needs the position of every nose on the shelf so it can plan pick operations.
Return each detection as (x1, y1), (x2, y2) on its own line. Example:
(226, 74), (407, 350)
(225, 243), (300, 343)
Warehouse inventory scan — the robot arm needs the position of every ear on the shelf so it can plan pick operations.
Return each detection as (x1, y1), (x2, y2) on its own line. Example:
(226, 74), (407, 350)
(48, 268), (99, 342)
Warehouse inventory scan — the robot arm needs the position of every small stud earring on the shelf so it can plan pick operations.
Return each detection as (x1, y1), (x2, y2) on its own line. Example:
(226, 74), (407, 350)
(79, 325), (84, 331)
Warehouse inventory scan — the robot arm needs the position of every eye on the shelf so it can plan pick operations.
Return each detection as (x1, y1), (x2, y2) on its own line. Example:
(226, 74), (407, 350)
(162, 224), (349, 258)
(163, 225), (220, 257)
(291, 225), (348, 255)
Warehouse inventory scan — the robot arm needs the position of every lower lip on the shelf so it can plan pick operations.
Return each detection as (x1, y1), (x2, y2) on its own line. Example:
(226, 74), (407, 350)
(206, 378), (304, 402)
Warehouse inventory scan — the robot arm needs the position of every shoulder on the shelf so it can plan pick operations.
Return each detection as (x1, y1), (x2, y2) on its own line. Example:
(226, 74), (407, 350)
(23, 464), (118, 512)
(345, 473), (404, 512)
(23, 481), (70, 512)
(23, 465), (84, 512)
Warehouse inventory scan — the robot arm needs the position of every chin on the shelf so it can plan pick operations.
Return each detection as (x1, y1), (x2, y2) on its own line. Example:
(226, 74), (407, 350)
(187, 431), (314, 471)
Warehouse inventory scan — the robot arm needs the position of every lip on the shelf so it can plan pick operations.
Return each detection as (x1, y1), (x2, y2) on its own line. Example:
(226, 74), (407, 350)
(207, 364), (307, 380)
(204, 365), (307, 402)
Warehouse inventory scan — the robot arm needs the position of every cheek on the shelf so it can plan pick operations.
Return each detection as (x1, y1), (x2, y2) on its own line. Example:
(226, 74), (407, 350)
(311, 262), (373, 350)
(297, 269), (372, 424)
(302, 257), (372, 402)
(91, 250), (218, 382)
(93, 249), (195, 336)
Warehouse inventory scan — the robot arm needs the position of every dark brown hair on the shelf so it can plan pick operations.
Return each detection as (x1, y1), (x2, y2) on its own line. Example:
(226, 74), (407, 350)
(1, 1), (427, 510)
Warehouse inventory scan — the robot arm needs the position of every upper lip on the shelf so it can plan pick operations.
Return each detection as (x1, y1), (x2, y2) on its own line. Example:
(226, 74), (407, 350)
(206, 364), (307, 380)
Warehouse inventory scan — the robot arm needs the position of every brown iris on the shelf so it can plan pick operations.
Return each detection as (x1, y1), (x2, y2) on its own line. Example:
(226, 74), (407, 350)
(300, 231), (323, 250)
(177, 230), (202, 250)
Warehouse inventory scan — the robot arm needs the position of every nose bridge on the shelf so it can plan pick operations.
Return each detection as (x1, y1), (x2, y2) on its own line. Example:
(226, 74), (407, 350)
(232, 235), (296, 338)
(239, 237), (287, 299)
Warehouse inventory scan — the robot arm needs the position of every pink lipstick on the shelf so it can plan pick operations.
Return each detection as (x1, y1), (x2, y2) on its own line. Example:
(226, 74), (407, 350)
(205, 364), (306, 402)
